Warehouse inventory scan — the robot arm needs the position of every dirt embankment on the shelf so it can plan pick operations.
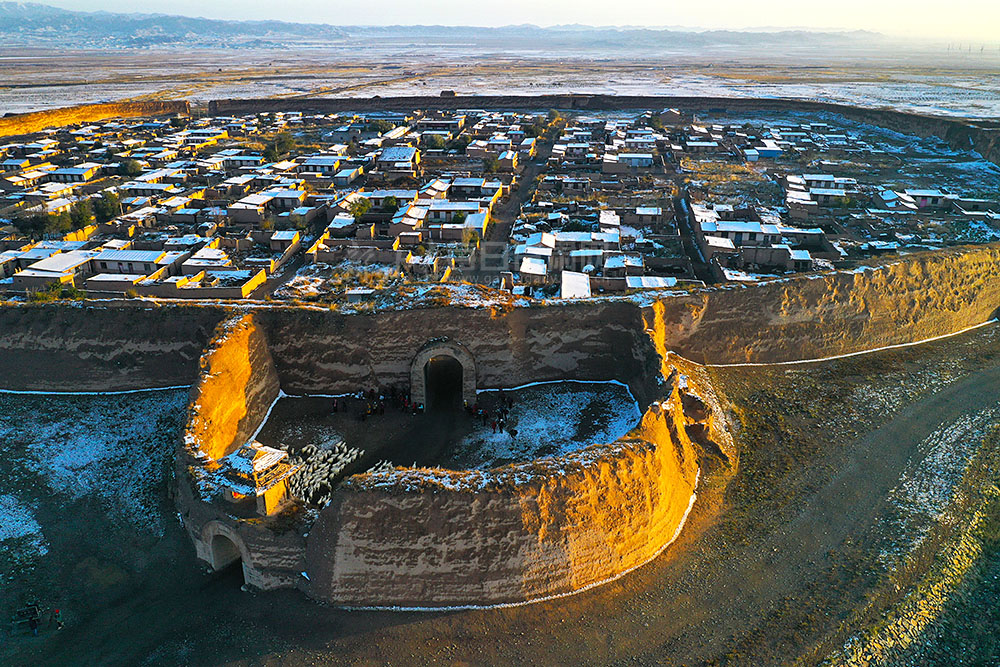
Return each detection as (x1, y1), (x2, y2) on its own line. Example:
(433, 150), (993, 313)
(0, 303), (224, 391)
(208, 95), (1000, 166)
(0, 100), (189, 138)
(646, 245), (1000, 364)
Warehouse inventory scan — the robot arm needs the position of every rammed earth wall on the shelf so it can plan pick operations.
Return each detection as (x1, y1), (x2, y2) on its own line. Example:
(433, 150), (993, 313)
(4, 243), (1000, 605)
(0, 101), (190, 138)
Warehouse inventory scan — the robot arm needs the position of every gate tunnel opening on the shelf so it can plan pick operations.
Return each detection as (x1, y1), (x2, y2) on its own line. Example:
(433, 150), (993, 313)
(210, 533), (244, 584)
(424, 355), (464, 411)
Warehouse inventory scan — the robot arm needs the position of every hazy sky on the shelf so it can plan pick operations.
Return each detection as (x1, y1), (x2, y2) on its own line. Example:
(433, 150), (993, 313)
(39, 0), (1000, 41)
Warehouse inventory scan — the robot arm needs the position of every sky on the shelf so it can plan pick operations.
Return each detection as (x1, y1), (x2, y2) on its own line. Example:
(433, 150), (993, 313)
(35, 0), (1000, 42)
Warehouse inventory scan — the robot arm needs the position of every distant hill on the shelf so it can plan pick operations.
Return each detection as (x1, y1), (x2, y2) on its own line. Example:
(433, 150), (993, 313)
(0, 1), (883, 51)
(0, 2), (348, 48)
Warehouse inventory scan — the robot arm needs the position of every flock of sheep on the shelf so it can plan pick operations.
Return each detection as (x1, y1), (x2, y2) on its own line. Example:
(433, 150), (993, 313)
(282, 441), (395, 506)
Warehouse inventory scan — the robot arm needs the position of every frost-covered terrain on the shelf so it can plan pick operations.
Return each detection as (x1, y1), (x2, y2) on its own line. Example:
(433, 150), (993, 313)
(0, 390), (189, 582)
(445, 381), (642, 470)
(0, 493), (48, 583)
(876, 407), (1000, 566)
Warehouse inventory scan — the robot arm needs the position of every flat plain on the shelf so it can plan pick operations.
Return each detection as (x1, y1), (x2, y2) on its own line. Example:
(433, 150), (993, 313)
(4, 48), (1000, 118)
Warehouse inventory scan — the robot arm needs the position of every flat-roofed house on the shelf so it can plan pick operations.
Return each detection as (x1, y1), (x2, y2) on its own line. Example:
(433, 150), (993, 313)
(298, 156), (342, 175)
(15, 249), (97, 290)
(376, 146), (421, 177)
(92, 249), (167, 275)
(48, 162), (101, 183)
(519, 256), (548, 285)
(219, 441), (301, 516)
(426, 200), (483, 223)
(905, 189), (949, 209)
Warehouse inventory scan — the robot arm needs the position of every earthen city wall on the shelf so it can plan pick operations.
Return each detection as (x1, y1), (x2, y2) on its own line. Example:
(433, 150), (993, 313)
(207, 95), (1000, 166)
(4, 244), (1000, 606)
(0, 100), (190, 138)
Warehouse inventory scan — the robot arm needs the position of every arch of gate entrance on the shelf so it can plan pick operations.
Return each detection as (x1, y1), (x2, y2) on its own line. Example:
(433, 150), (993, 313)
(410, 340), (477, 410)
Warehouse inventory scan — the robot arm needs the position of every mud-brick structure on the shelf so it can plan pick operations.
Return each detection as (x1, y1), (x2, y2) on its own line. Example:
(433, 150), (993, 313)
(175, 305), (726, 604)
(4, 245), (1000, 607)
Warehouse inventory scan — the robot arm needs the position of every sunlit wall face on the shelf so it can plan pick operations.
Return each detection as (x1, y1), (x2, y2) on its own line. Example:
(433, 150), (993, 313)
(38, 0), (1000, 42)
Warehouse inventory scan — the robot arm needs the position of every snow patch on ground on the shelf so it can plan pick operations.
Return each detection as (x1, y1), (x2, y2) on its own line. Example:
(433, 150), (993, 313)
(449, 381), (642, 470)
(0, 494), (48, 557)
(877, 406), (999, 567)
(0, 391), (189, 536)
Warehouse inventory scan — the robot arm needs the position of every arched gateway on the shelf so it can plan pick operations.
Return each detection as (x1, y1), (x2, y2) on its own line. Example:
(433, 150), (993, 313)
(410, 339), (477, 409)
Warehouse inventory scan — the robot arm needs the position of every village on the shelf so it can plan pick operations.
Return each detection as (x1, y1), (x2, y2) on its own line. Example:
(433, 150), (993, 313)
(1, 106), (998, 302)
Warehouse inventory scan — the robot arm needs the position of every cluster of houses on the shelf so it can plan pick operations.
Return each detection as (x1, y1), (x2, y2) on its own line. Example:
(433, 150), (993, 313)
(0, 108), (548, 296)
(3, 107), (996, 299)
(688, 202), (842, 279)
(509, 203), (693, 293)
(0, 230), (303, 297)
(306, 175), (506, 279)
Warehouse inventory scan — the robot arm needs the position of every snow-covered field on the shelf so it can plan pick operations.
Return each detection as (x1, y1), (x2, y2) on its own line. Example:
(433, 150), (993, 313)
(447, 381), (642, 470)
(0, 390), (189, 576)
(877, 407), (1000, 567)
(0, 494), (47, 553)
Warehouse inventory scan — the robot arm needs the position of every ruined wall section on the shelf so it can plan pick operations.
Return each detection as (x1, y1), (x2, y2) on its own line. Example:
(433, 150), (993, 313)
(0, 303), (223, 391)
(302, 376), (706, 607)
(182, 312), (280, 462)
(257, 301), (663, 405)
(0, 101), (190, 138)
(646, 246), (1000, 364)
(175, 312), (304, 590)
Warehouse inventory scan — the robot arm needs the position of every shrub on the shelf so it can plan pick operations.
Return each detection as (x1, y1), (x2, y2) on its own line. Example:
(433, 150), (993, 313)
(28, 283), (86, 302)
(424, 134), (447, 150)
(119, 159), (143, 177)
(348, 198), (372, 219)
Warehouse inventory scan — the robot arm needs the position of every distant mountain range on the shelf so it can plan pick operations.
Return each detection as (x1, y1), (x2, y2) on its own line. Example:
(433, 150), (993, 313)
(0, 1), (884, 51)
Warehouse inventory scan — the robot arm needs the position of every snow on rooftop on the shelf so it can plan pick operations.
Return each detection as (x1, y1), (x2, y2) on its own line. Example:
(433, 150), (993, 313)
(626, 276), (678, 289)
(560, 270), (592, 299)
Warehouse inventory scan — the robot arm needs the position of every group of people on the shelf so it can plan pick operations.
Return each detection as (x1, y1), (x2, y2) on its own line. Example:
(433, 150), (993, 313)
(14, 601), (62, 637)
(331, 386), (423, 422)
(465, 391), (518, 441)
(329, 385), (521, 443)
